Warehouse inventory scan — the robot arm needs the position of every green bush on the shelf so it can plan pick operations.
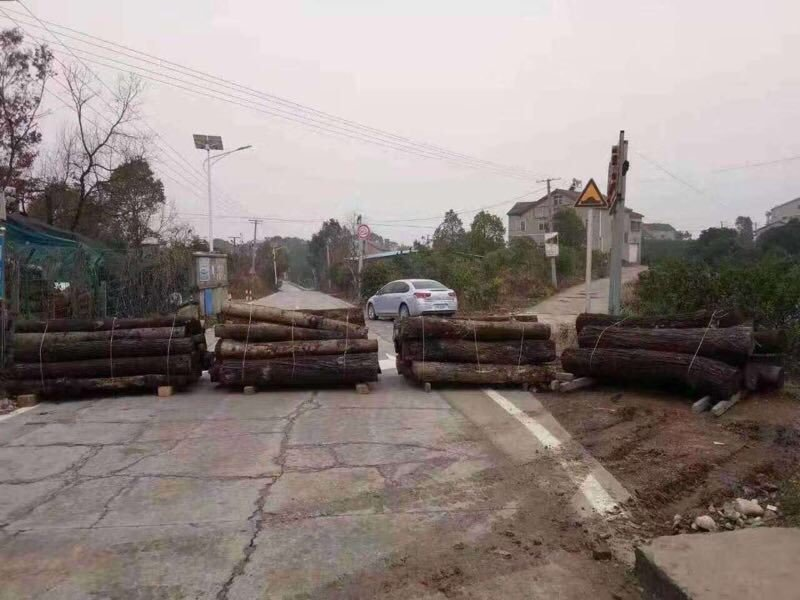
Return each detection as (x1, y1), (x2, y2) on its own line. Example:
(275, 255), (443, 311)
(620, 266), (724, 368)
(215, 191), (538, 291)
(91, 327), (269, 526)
(641, 239), (693, 264)
(360, 261), (400, 299)
(556, 246), (581, 278)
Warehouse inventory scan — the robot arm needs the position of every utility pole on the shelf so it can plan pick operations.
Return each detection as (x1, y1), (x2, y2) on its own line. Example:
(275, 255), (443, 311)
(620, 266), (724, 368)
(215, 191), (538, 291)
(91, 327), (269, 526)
(248, 219), (262, 275)
(608, 130), (629, 315)
(272, 246), (284, 288)
(357, 214), (365, 285)
(537, 177), (561, 288)
(229, 235), (241, 251)
(325, 240), (331, 291)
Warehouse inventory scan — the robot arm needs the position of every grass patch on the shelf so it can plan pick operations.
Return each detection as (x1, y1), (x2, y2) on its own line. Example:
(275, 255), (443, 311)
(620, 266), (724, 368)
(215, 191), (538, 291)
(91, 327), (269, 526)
(779, 473), (800, 527)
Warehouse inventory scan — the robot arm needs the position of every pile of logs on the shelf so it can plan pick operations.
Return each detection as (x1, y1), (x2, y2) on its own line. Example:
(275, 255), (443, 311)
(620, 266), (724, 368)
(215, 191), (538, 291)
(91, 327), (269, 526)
(212, 302), (378, 389)
(561, 311), (786, 404)
(6, 316), (205, 397)
(394, 314), (559, 388)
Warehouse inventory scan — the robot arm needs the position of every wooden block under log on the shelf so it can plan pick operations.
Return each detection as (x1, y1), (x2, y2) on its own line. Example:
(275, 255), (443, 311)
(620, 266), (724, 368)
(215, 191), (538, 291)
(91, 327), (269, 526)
(575, 310), (744, 334)
(691, 396), (713, 413)
(578, 326), (754, 366)
(409, 361), (559, 385)
(561, 347), (742, 400)
(15, 316), (203, 335)
(400, 339), (555, 365)
(14, 338), (195, 362)
(15, 394), (38, 407)
(222, 302), (366, 337)
(157, 386), (174, 398)
(6, 374), (195, 397)
(556, 377), (596, 393)
(711, 391), (746, 416)
(14, 327), (188, 345)
(9, 354), (195, 379)
(216, 338), (377, 360)
(214, 323), (365, 342)
(396, 317), (551, 342)
(216, 353), (379, 387)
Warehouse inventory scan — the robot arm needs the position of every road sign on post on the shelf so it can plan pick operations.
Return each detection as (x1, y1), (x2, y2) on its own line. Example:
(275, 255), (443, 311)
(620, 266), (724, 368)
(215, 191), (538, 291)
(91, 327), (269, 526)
(575, 178), (611, 312)
(544, 232), (559, 287)
(356, 223), (371, 240)
(607, 131), (630, 315)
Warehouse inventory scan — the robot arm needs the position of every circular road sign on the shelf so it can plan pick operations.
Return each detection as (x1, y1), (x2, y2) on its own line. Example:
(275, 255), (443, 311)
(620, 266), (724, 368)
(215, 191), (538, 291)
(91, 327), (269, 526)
(357, 224), (371, 240)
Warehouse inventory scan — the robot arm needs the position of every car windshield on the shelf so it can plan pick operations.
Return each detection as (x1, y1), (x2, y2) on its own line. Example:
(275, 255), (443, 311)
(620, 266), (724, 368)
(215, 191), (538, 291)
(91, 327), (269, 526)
(411, 280), (447, 290)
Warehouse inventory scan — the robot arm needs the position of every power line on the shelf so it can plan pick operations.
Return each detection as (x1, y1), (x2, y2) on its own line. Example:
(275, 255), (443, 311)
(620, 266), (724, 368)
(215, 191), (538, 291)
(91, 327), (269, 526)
(712, 154), (800, 173)
(635, 152), (707, 196)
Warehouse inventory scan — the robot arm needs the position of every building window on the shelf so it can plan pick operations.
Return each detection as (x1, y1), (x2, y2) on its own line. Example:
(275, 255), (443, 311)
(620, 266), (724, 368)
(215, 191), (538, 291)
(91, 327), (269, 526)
(520, 220), (526, 232)
(539, 223), (546, 232)
(631, 221), (641, 232)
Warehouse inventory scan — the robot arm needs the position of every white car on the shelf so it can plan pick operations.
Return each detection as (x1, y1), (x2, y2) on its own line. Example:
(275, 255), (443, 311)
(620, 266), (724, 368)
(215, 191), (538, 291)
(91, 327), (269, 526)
(366, 279), (458, 319)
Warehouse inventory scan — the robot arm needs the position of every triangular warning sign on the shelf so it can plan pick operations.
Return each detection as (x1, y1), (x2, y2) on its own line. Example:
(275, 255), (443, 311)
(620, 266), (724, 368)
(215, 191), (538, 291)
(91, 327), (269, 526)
(574, 178), (609, 209)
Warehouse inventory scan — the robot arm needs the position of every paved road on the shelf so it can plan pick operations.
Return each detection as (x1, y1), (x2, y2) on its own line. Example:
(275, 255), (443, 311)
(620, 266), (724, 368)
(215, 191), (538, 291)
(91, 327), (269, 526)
(252, 281), (353, 310)
(0, 283), (641, 599)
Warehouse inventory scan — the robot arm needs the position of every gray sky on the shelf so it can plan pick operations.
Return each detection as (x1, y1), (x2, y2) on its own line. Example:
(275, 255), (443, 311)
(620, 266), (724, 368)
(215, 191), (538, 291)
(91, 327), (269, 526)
(14, 0), (800, 243)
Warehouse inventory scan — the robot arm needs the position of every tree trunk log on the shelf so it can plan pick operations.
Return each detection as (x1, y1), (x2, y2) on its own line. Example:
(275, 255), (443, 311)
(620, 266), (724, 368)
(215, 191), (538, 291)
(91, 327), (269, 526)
(214, 323), (364, 342)
(14, 327), (188, 345)
(217, 338), (377, 359)
(753, 330), (789, 353)
(10, 354), (196, 379)
(15, 317), (203, 334)
(452, 314), (538, 322)
(222, 302), (366, 336)
(297, 308), (365, 326)
(561, 347), (741, 399)
(396, 316), (551, 341)
(409, 361), (558, 384)
(744, 362), (785, 391)
(216, 353), (379, 386)
(6, 374), (195, 397)
(401, 339), (555, 364)
(575, 310), (744, 333)
(578, 326), (753, 366)
(14, 338), (196, 362)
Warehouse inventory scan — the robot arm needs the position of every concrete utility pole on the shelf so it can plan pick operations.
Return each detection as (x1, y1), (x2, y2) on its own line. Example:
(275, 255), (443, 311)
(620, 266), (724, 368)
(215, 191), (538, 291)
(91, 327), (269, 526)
(248, 219), (262, 275)
(272, 246), (284, 287)
(608, 130), (629, 315)
(357, 214), (365, 281)
(537, 177), (561, 288)
(325, 240), (331, 290)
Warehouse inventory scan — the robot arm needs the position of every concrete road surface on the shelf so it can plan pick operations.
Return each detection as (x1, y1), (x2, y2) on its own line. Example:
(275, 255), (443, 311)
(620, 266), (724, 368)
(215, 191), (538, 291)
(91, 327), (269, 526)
(252, 281), (353, 310)
(0, 283), (640, 599)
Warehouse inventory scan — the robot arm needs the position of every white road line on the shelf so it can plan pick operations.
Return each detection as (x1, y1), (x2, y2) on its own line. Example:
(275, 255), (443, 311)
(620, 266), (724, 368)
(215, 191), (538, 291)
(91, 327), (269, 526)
(483, 388), (561, 449)
(0, 404), (39, 423)
(577, 472), (621, 515)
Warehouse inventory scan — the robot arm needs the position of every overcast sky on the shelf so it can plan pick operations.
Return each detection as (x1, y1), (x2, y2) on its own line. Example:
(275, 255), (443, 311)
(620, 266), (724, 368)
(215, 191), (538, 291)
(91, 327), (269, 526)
(11, 0), (800, 244)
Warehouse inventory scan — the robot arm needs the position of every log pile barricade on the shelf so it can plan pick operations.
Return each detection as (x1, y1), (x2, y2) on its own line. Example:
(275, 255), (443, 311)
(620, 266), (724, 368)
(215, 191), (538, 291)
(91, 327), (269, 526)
(212, 302), (378, 391)
(7, 316), (205, 398)
(393, 314), (559, 390)
(560, 311), (787, 414)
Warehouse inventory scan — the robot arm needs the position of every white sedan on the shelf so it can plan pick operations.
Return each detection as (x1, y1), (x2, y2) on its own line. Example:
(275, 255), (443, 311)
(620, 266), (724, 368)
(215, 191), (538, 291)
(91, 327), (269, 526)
(366, 279), (458, 319)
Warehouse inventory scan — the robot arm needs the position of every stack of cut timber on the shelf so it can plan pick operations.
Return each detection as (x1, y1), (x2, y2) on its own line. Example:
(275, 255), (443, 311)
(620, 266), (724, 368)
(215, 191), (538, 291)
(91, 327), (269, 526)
(7, 316), (205, 397)
(213, 302), (378, 389)
(562, 312), (786, 400)
(394, 315), (558, 387)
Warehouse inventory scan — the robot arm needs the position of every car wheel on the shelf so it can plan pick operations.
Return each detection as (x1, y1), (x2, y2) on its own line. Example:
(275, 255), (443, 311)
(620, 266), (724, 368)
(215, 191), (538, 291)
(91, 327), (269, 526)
(399, 303), (410, 318)
(367, 303), (377, 321)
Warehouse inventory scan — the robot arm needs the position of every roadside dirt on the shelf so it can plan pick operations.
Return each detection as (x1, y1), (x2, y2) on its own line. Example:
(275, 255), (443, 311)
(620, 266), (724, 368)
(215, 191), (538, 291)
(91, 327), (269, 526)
(540, 383), (800, 538)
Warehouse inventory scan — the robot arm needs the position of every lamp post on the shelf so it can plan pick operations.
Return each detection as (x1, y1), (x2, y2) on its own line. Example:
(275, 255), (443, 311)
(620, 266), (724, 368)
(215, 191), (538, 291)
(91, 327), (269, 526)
(192, 134), (252, 252)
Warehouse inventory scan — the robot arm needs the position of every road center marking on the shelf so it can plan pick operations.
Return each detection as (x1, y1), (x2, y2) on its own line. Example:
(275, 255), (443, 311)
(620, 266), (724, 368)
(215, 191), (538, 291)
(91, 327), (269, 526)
(483, 388), (561, 449)
(0, 404), (39, 423)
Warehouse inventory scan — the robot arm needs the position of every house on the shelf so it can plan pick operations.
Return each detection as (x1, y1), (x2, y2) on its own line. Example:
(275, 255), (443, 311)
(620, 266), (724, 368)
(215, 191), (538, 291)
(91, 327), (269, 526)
(506, 188), (643, 264)
(642, 223), (678, 241)
(755, 197), (800, 238)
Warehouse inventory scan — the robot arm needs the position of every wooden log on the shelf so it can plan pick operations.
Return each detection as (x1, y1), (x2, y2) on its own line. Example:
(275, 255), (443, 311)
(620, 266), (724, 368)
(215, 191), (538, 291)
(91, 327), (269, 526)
(15, 316), (203, 335)
(214, 323), (364, 342)
(712, 391), (746, 416)
(297, 308), (365, 326)
(578, 326), (754, 366)
(452, 314), (538, 322)
(396, 317), (551, 341)
(753, 330), (789, 353)
(222, 302), (366, 336)
(6, 374), (194, 397)
(409, 361), (558, 384)
(556, 376), (597, 393)
(560, 347), (741, 399)
(216, 353), (379, 387)
(575, 310), (744, 334)
(14, 327), (188, 345)
(217, 338), (378, 360)
(400, 339), (556, 364)
(691, 396), (713, 413)
(9, 354), (195, 379)
(14, 338), (195, 362)
(744, 362), (785, 391)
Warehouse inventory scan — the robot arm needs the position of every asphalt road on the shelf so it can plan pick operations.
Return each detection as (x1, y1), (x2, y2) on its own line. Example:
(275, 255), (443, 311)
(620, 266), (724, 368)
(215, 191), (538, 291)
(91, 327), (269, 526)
(0, 281), (642, 599)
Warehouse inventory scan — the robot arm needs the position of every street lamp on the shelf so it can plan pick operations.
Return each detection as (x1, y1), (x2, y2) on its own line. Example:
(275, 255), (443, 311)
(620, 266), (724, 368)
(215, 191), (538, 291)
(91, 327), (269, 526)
(192, 134), (253, 252)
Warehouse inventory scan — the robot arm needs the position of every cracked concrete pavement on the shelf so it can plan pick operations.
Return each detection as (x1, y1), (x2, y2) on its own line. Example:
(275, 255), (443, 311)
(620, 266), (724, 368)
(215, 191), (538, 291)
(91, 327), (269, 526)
(0, 284), (640, 599)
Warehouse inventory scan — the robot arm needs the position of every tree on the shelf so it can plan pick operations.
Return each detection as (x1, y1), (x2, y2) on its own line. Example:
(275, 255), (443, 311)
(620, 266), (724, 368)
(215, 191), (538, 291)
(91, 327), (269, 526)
(553, 208), (586, 248)
(690, 227), (742, 266)
(0, 28), (54, 204)
(308, 219), (354, 291)
(468, 210), (505, 255)
(757, 219), (800, 257)
(735, 216), (754, 247)
(432, 210), (466, 251)
(676, 230), (692, 240)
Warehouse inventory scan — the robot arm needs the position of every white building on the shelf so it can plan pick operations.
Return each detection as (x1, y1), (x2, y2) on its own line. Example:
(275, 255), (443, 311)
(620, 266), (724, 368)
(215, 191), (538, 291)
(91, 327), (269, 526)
(755, 197), (800, 238)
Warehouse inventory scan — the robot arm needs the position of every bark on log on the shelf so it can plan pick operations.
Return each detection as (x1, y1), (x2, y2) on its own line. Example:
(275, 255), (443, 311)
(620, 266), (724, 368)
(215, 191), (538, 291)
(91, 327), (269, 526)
(14, 327), (188, 345)
(216, 338), (378, 359)
(396, 317), (551, 341)
(409, 361), (558, 384)
(10, 354), (195, 379)
(14, 338), (195, 362)
(753, 330), (789, 353)
(222, 302), (366, 336)
(401, 339), (555, 364)
(575, 310), (744, 333)
(216, 353), (379, 386)
(15, 316), (203, 334)
(452, 314), (538, 322)
(297, 308), (365, 326)
(578, 326), (753, 366)
(214, 323), (364, 342)
(6, 374), (195, 396)
(744, 362), (785, 391)
(560, 347), (741, 399)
